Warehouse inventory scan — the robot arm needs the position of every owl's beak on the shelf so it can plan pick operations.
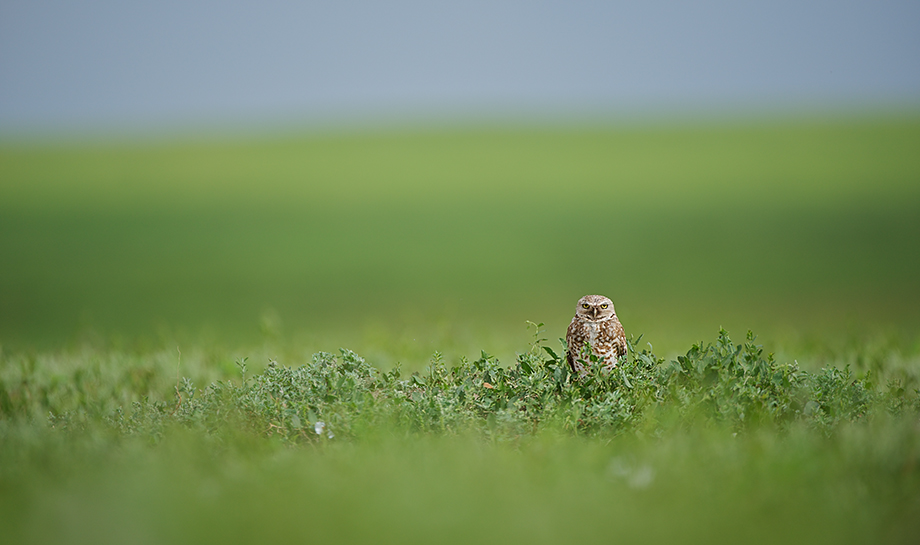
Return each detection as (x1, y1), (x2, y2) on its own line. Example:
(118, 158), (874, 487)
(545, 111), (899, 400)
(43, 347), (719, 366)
(591, 307), (598, 319)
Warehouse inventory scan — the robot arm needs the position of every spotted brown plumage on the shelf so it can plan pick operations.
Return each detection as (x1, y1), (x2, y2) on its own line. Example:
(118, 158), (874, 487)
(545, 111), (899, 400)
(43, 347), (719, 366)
(565, 294), (627, 375)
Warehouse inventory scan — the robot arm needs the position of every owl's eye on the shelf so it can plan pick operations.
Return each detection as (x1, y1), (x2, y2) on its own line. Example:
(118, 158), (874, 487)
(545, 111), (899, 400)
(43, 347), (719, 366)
(582, 303), (590, 309)
(601, 303), (608, 309)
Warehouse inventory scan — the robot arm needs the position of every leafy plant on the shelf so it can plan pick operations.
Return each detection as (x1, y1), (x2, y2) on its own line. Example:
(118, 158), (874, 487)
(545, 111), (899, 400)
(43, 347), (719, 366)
(26, 329), (907, 443)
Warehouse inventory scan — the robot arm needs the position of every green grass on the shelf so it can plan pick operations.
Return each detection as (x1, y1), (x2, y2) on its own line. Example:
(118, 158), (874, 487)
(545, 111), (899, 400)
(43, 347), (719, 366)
(2, 116), (920, 544)
(1, 330), (919, 545)
(3, 423), (918, 545)
(2, 117), (919, 362)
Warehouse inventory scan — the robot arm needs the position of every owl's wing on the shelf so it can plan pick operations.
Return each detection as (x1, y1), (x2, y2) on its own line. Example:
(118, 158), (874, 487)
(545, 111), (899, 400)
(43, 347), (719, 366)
(564, 319), (578, 373)
(615, 320), (628, 358)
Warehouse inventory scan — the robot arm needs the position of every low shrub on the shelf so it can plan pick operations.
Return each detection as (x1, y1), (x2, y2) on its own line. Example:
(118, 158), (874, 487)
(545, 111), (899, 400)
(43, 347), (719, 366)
(49, 329), (913, 442)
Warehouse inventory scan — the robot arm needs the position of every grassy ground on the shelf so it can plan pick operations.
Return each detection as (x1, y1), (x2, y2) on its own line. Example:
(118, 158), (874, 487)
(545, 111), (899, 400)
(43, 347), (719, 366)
(1, 331), (918, 545)
(2, 425), (918, 545)
(2, 117), (920, 362)
(2, 116), (920, 544)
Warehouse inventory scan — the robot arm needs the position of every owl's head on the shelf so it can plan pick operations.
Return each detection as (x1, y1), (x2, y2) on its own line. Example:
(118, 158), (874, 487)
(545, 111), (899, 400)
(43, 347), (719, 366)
(575, 294), (616, 322)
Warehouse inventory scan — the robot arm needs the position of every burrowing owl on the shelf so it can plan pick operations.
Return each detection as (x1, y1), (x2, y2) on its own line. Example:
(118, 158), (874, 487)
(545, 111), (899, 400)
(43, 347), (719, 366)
(566, 294), (627, 374)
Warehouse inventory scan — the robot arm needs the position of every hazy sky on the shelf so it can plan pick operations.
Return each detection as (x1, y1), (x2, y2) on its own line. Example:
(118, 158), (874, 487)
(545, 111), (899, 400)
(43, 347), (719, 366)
(1, 1), (918, 131)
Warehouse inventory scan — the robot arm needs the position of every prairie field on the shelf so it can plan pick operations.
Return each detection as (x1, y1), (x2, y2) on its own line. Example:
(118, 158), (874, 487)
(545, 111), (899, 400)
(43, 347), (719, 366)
(1, 116), (920, 544)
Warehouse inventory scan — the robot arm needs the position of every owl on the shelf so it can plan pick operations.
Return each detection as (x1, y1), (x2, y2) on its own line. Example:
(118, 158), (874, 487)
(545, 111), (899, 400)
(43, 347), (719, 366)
(565, 294), (627, 375)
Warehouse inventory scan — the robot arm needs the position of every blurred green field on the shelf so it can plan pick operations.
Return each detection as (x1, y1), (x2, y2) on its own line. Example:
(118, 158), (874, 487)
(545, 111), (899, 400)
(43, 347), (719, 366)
(2, 116), (920, 545)
(3, 117), (920, 365)
(3, 424), (917, 545)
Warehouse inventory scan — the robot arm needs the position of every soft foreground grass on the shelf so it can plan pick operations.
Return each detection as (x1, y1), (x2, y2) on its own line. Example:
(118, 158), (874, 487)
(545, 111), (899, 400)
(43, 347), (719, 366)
(1, 329), (919, 545)
(3, 423), (919, 545)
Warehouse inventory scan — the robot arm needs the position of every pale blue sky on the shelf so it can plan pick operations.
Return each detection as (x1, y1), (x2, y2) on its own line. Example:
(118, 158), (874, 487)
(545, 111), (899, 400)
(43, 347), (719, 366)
(1, 1), (918, 132)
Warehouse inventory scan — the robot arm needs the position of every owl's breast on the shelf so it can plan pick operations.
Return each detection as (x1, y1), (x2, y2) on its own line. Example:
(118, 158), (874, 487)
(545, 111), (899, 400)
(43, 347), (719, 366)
(585, 321), (599, 347)
(586, 322), (614, 356)
(593, 320), (623, 363)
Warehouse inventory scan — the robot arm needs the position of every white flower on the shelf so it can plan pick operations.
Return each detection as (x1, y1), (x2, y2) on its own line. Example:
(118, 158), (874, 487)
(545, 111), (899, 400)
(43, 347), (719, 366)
(314, 421), (325, 435)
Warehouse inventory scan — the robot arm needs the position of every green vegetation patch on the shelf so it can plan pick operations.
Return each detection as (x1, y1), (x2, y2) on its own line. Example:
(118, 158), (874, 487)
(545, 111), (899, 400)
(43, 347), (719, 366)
(31, 329), (914, 441)
(2, 118), (919, 358)
(1, 329), (919, 544)
(2, 118), (920, 543)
